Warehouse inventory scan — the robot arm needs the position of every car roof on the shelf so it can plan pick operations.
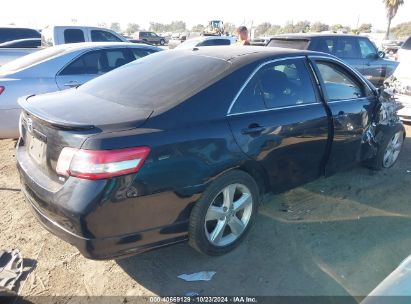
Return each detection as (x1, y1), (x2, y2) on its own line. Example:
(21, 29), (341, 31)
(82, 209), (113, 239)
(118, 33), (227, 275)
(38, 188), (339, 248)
(172, 46), (331, 69)
(270, 33), (364, 39)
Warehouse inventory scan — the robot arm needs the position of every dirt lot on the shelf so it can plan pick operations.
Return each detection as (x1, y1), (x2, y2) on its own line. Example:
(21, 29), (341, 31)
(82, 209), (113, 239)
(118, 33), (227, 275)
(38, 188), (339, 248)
(1, 125), (411, 300)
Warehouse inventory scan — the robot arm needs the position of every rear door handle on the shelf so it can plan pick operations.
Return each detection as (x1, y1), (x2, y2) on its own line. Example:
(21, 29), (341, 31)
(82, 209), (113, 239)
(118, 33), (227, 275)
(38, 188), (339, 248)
(241, 125), (266, 135)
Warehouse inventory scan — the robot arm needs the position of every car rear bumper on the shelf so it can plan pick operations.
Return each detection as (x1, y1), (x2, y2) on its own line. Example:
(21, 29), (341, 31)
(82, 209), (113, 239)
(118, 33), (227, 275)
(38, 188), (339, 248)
(24, 190), (188, 259)
(17, 145), (201, 260)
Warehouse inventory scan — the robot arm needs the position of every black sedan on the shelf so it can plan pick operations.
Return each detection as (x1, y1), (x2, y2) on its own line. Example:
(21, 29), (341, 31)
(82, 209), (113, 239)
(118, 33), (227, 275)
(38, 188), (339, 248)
(16, 47), (404, 259)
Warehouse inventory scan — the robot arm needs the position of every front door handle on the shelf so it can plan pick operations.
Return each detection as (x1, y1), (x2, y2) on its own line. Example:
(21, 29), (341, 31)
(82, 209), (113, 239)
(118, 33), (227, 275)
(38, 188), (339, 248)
(64, 81), (81, 88)
(241, 124), (266, 135)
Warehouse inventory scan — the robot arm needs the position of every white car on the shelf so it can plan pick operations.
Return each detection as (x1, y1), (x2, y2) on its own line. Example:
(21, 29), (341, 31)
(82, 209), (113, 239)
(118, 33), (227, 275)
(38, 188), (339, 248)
(392, 36), (411, 122)
(175, 36), (236, 49)
(0, 42), (161, 139)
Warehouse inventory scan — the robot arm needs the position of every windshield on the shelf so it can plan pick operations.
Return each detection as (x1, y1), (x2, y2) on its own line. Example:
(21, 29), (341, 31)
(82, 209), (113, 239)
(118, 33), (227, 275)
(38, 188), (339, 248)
(0, 46), (66, 73)
(80, 50), (231, 111)
(267, 39), (309, 50)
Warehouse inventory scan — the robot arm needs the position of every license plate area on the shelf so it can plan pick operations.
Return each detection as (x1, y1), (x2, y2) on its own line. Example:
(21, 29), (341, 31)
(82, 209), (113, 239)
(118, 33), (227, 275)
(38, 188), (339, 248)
(28, 134), (45, 164)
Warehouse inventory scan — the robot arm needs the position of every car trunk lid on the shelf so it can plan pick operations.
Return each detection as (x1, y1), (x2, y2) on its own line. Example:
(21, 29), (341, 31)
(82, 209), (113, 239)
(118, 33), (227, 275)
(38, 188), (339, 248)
(17, 89), (153, 185)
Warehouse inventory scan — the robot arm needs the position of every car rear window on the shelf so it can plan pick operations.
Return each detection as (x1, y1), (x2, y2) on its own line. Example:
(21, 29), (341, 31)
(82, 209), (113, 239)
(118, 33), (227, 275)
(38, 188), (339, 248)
(0, 28), (40, 43)
(403, 37), (411, 50)
(80, 51), (231, 110)
(0, 46), (66, 73)
(267, 39), (309, 50)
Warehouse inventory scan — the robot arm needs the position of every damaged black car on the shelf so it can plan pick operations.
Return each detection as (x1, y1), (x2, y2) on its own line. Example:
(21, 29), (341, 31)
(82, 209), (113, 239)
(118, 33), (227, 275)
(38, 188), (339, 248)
(16, 47), (404, 259)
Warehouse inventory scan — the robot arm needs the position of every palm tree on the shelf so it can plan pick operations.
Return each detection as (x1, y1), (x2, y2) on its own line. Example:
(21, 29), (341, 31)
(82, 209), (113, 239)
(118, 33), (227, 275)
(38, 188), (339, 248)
(383, 0), (404, 39)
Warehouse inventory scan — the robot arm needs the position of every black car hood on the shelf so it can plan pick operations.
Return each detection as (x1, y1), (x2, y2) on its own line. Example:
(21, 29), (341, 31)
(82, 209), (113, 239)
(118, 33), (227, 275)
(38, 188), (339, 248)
(19, 89), (153, 131)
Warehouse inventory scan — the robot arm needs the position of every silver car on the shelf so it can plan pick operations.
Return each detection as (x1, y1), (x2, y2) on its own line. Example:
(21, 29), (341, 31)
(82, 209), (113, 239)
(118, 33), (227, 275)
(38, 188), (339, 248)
(0, 42), (161, 139)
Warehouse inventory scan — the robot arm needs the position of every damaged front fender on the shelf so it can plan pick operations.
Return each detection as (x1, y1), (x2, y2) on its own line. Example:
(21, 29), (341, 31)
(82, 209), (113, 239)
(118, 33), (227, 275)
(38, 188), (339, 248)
(361, 90), (404, 160)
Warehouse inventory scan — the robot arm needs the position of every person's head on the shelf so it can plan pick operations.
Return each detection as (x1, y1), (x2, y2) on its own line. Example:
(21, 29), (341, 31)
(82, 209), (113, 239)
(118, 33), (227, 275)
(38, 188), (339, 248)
(237, 26), (248, 41)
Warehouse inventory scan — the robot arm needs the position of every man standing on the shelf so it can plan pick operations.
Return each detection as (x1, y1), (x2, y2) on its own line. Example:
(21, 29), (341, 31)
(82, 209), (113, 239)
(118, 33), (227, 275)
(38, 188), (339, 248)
(234, 26), (250, 46)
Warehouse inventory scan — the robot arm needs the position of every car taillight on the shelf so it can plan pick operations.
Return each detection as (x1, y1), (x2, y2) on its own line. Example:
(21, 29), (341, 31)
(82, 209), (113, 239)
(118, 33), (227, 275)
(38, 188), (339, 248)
(0, 86), (5, 95)
(56, 146), (150, 180)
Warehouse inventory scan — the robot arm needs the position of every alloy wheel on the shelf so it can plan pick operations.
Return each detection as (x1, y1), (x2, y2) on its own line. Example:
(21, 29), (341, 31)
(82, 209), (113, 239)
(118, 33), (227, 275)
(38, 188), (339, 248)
(204, 183), (253, 247)
(383, 131), (404, 168)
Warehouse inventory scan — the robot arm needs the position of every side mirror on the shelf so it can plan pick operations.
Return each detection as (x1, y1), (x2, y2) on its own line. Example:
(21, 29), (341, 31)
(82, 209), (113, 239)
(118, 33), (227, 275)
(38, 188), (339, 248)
(378, 51), (386, 59)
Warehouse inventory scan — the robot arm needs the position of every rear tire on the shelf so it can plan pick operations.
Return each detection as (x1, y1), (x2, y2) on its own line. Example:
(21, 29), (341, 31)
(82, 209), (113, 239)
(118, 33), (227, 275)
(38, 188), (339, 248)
(364, 124), (405, 170)
(189, 170), (259, 256)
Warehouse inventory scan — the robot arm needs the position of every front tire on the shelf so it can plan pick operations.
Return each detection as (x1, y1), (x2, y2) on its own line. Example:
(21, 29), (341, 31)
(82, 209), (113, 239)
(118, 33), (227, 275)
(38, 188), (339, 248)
(189, 170), (259, 256)
(160, 39), (165, 45)
(364, 124), (405, 170)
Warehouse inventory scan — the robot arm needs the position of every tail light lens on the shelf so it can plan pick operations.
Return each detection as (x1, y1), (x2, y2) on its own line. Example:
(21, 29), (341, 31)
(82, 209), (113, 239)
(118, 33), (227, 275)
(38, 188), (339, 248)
(0, 86), (5, 95)
(56, 146), (150, 180)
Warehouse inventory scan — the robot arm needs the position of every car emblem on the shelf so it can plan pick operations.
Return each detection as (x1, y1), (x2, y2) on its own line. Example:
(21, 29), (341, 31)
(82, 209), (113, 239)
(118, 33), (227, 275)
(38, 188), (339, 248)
(27, 118), (33, 133)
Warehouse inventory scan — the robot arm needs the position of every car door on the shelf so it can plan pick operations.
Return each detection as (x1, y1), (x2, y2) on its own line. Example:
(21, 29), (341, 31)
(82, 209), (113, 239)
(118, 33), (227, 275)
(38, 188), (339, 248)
(309, 56), (377, 174)
(55, 48), (131, 90)
(227, 57), (330, 192)
(335, 36), (363, 72)
(358, 37), (386, 86)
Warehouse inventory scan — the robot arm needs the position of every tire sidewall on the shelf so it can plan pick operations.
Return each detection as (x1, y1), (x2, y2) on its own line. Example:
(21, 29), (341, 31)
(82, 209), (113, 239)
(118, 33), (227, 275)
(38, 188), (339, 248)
(189, 170), (259, 256)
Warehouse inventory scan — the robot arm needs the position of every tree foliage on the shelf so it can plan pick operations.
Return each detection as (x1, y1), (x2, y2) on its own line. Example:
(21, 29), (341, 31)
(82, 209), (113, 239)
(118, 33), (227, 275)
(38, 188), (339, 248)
(311, 22), (329, 32)
(383, 0), (405, 39)
(391, 21), (411, 38)
(125, 23), (140, 36)
(110, 22), (121, 33)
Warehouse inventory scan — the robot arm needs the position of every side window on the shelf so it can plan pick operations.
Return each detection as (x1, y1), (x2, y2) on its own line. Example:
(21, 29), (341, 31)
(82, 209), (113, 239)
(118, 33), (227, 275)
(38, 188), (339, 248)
(105, 49), (130, 71)
(131, 48), (157, 59)
(316, 61), (365, 100)
(91, 30), (122, 42)
(258, 58), (317, 108)
(231, 76), (265, 114)
(358, 38), (378, 59)
(310, 37), (335, 54)
(199, 39), (231, 46)
(59, 50), (104, 75)
(402, 37), (411, 50)
(335, 37), (361, 59)
(64, 29), (85, 44)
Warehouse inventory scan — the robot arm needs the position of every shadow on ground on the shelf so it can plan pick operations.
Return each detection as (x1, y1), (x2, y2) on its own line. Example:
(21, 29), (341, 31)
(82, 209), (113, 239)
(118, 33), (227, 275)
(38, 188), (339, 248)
(117, 135), (411, 297)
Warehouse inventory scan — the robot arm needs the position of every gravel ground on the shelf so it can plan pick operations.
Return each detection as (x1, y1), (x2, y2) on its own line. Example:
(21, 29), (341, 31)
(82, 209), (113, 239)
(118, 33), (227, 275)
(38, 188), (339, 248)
(1, 124), (411, 300)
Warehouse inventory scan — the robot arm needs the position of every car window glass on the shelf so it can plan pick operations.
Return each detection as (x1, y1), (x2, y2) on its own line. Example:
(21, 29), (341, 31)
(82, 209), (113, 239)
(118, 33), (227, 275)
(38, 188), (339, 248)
(105, 49), (129, 71)
(91, 30), (122, 42)
(403, 37), (411, 50)
(310, 38), (335, 54)
(60, 50), (105, 75)
(64, 29), (85, 43)
(358, 38), (377, 59)
(0, 28), (40, 43)
(231, 76), (265, 113)
(267, 39), (309, 49)
(258, 58), (317, 108)
(335, 37), (361, 59)
(316, 61), (364, 100)
(131, 48), (157, 59)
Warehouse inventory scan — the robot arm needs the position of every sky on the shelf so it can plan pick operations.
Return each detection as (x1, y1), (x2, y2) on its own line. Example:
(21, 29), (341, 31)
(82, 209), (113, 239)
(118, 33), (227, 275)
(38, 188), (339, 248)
(2, 0), (410, 31)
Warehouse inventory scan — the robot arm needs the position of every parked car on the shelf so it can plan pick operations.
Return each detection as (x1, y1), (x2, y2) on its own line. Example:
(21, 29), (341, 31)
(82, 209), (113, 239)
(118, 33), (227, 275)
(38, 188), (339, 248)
(0, 38), (41, 48)
(267, 34), (399, 86)
(0, 25), (129, 66)
(175, 36), (236, 49)
(395, 36), (411, 63)
(0, 27), (41, 65)
(16, 47), (404, 260)
(133, 31), (167, 45)
(168, 32), (201, 49)
(0, 26), (40, 44)
(0, 42), (161, 139)
(388, 36), (411, 121)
